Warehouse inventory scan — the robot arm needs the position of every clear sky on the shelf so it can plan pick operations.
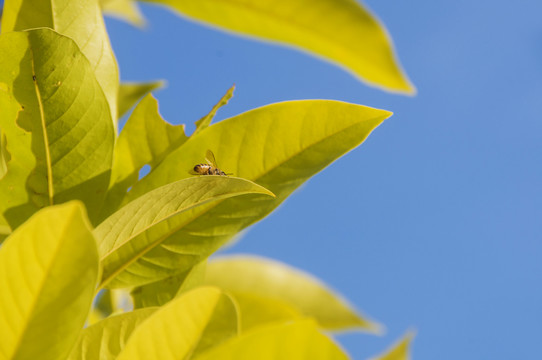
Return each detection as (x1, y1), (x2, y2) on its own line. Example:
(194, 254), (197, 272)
(10, 0), (540, 358)
(103, 1), (542, 358)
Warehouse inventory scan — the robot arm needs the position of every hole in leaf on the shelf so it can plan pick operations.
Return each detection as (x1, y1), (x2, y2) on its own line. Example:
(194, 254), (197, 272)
(139, 164), (151, 180)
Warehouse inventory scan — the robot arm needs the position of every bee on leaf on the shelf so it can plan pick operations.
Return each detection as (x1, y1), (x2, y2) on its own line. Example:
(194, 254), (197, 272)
(190, 149), (231, 176)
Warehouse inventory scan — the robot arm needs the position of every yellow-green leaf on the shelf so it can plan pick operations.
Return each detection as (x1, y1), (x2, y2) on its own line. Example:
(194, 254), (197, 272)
(192, 85), (235, 137)
(131, 260), (207, 308)
(102, 86), (234, 221)
(0, 83), (23, 239)
(369, 331), (415, 360)
(102, 93), (187, 219)
(101, 0), (146, 27)
(0, 218), (10, 243)
(2, 0), (120, 122)
(0, 202), (99, 360)
(230, 291), (302, 332)
(205, 255), (381, 333)
(194, 319), (348, 360)
(118, 81), (164, 118)
(144, 0), (414, 94)
(117, 287), (238, 360)
(95, 176), (274, 288)
(68, 308), (158, 360)
(123, 100), (390, 280)
(0, 124), (11, 179)
(0, 29), (115, 228)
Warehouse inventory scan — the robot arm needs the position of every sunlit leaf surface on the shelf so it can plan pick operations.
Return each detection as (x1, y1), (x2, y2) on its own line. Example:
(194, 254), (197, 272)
(195, 319), (348, 360)
(0, 29), (115, 228)
(205, 255), (381, 333)
(117, 287), (238, 359)
(101, 0), (147, 27)
(103, 86), (235, 219)
(228, 292), (302, 332)
(67, 308), (158, 360)
(0, 84), (22, 239)
(102, 94), (187, 219)
(131, 261), (207, 308)
(144, 0), (414, 93)
(117, 81), (164, 118)
(121, 100), (390, 286)
(2, 0), (120, 120)
(369, 331), (415, 360)
(192, 85), (235, 137)
(0, 202), (99, 360)
(95, 176), (274, 288)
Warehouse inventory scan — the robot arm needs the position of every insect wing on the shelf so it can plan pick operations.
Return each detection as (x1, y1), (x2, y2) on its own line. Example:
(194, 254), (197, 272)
(205, 149), (218, 168)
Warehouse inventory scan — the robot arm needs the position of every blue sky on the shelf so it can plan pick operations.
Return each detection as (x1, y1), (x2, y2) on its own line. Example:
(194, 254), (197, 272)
(4, 0), (537, 358)
(104, 1), (542, 358)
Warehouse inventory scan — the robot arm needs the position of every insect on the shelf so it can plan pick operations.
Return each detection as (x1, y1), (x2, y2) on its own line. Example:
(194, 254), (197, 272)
(190, 149), (230, 176)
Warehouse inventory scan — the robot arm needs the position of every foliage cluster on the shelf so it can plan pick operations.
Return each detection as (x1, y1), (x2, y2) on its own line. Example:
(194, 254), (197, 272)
(0, 0), (414, 358)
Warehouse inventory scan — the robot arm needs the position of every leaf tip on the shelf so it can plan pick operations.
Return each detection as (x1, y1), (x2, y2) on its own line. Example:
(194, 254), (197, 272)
(256, 185), (276, 198)
(398, 80), (417, 97)
(366, 319), (386, 336)
(265, 189), (276, 198)
(369, 329), (416, 360)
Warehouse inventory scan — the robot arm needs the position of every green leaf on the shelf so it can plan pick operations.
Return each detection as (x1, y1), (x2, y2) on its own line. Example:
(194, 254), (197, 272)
(0, 218), (10, 243)
(369, 331), (415, 360)
(0, 82), (22, 236)
(205, 255), (381, 333)
(0, 144), (7, 182)
(2, 0), (120, 122)
(123, 100), (390, 280)
(0, 89), (20, 242)
(131, 260), (207, 308)
(101, 0), (147, 27)
(101, 93), (187, 220)
(0, 201), (99, 360)
(229, 292), (302, 332)
(0, 29), (115, 228)
(95, 176), (274, 288)
(0, 125), (10, 179)
(193, 85), (235, 137)
(0, 83), (23, 238)
(102, 86), (234, 221)
(144, 0), (414, 94)
(67, 308), (158, 360)
(117, 287), (238, 360)
(118, 81), (164, 118)
(194, 319), (348, 360)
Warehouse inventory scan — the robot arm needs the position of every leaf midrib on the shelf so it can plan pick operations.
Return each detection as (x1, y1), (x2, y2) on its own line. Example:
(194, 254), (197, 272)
(29, 47), (54, 206)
